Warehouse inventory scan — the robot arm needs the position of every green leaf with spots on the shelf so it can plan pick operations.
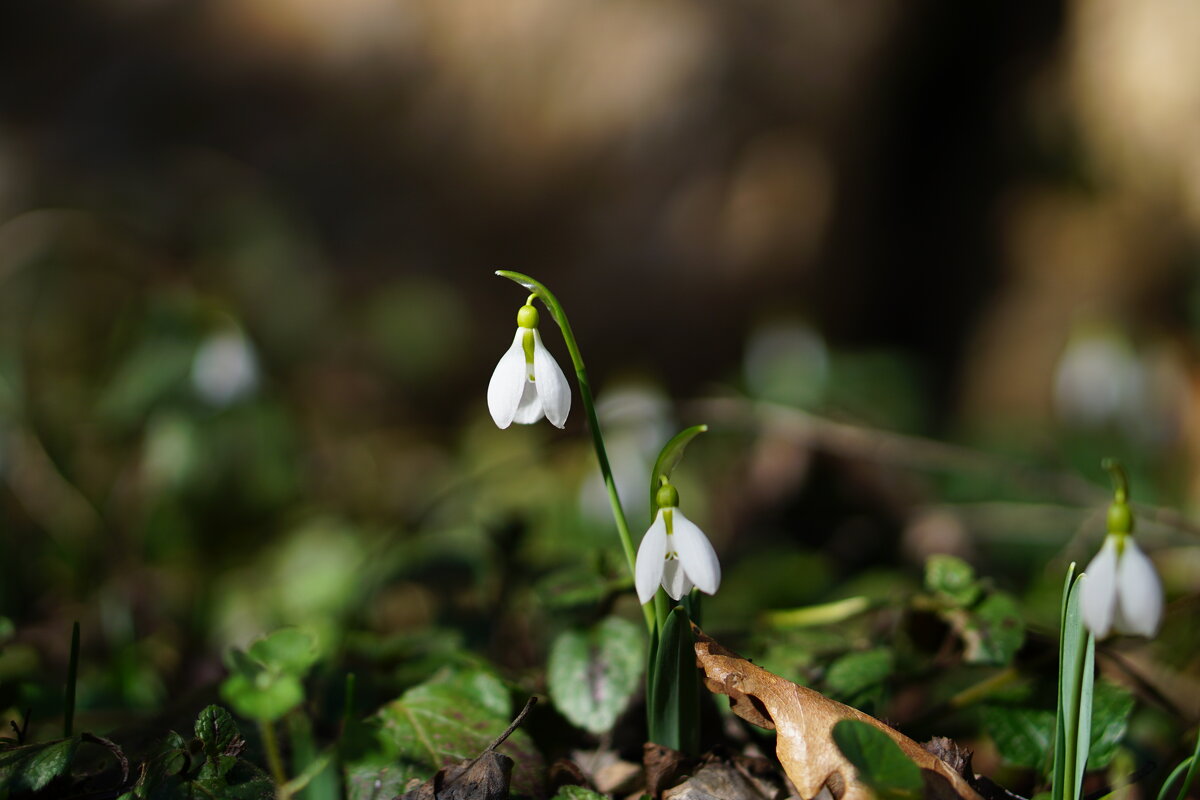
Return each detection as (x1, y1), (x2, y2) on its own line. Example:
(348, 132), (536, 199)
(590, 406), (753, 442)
(962, 592), (1025, 666)
(1087, 681), (1134, 770)
(924, 555), (982, 607)
(548, 616), (645, 734)
(982, 706), (1056, 770)
(195, 705), (244, 780)
(0, 737), (80, 793)
(344, 667), (543, 800)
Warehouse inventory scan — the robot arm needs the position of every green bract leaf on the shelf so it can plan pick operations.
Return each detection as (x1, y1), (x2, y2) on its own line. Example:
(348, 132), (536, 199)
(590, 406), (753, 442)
(982, 706), (1056, 770)
(924, 555), (982, 607)
(831, 719), (923, 800)
(649, 425), (708, 520)
(344, 667), (543, 800)
(548, 616), (645, 735)
(0, 737), (80, 793)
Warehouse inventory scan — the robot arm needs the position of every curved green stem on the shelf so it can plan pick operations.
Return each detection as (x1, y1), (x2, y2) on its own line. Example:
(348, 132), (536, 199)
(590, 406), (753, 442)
(1102, 458), (1128, 503)
(496, 270), (654, 634)
(258, 719), (289, 794)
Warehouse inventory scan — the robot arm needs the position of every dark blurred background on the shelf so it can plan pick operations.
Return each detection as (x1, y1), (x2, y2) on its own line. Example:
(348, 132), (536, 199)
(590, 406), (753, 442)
(2, 0), (1199, 755)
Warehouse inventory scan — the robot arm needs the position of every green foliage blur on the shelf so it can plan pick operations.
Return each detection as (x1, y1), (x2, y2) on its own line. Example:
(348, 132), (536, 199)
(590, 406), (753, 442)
(2, 2), (1200, 797)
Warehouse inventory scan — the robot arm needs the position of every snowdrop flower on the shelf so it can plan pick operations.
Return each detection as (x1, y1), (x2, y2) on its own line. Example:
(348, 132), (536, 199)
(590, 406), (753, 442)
(635, 482), (720, 604)
(192, 330), (259, 407)
(1080, 470), (1163, 638)
(488, 301), (571, 429)
(1081, 533), (1162, 638)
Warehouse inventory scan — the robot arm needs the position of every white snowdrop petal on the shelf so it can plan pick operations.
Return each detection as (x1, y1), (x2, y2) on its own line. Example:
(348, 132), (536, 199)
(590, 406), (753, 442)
(661, 556), (690, 600)
(1114, 539), (1163, 637)
(487, 330), (528, 429)
(670, 509), (721, 596)
(635, 512), (669, 605)
(532, 330), (571, 428)
(1080, 536), (1119, 638)
(511, 367), (545, 424)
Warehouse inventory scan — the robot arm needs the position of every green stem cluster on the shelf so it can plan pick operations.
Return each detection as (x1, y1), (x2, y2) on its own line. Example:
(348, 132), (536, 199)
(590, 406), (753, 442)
(496, 271), (706, 754)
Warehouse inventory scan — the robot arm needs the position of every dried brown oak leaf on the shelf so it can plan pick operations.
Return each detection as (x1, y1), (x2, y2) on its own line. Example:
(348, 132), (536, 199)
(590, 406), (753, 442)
(693, 629), (982, 800)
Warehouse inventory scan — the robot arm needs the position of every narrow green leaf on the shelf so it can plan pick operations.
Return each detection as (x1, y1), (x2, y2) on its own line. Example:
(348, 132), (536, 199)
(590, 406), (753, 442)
(649, 425), (708, 520)
(762, 596), (872, 628)
(1051, 563), (1077, 800)
(831, 719), (923, 799)
(1176, 726), (1200, 800)
(1074, 602), (1095, 800)
(1057, 566), (1094, 800)
(647, 606), (698, 755)
(1157, 725), (1199, 800)
(548, 617), (645, 734)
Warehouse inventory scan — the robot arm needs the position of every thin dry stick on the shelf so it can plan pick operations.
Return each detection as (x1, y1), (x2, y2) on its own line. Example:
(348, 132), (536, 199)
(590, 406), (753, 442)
(694, 395), (1200, 538)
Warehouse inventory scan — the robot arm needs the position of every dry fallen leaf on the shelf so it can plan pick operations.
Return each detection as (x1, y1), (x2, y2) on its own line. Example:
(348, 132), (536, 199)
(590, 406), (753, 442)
(693, 629), (982, 800)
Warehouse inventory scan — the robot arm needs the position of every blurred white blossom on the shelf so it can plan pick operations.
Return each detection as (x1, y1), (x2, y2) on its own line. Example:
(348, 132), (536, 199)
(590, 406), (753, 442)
(191, 330), (260, 407)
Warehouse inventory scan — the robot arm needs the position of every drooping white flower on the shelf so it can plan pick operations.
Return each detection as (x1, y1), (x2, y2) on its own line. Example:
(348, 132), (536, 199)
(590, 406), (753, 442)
(1080, 533), (1163, 638)
(635, 488), (720, 604)
(487, 304), (571, 429)
(192, 330), (259, 407)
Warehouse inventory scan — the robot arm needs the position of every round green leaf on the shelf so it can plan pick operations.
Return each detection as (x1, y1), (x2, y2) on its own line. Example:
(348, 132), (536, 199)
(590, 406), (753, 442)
(924, 555), (981, 607)
(247, 627), (319, 675)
